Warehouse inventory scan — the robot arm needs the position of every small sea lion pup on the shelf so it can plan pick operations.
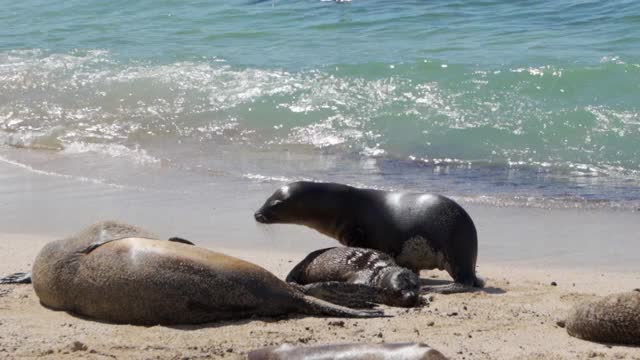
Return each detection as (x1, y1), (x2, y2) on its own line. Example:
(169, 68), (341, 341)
(287, 247), (421, 308)
(255, 182), (483, 293)
(565, 289), (640, 346)
(248, 342), (449, 360)
(0, 221), (383, 325)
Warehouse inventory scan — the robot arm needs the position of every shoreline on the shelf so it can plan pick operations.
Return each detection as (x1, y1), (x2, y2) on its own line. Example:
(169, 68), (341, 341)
(2, 157), (640, 272)
(3, 230), (640, 276)
(1, 234), (639, 359)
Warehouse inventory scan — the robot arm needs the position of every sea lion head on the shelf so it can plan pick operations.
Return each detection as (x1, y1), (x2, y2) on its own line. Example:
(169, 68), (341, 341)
(380, 268), (421, 307)
(254, 182), (350, 225)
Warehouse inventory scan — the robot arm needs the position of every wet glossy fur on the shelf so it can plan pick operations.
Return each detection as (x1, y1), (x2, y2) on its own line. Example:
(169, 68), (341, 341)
(255, 182), (483, 293)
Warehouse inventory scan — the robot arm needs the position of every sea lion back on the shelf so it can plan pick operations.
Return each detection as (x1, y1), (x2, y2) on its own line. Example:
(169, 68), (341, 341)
(248, 342), (449, 360)
(31, 221), (159, 310)
(566, 290), (640, 345)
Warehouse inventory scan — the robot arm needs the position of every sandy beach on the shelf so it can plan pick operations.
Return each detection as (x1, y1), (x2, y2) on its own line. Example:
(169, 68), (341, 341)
(3, 1), (640, 359)
(1, 159), (640, 359)
(1, 232), (639, 360)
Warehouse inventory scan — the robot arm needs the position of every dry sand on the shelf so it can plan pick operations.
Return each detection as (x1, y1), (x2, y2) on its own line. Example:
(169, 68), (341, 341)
(1, 233), (639, 360)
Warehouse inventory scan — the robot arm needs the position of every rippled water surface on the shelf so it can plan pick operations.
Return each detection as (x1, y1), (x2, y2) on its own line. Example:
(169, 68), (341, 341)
(1, 0), (640, 209)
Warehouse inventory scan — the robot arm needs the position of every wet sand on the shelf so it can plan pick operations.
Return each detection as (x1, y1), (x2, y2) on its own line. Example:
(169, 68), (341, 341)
(1, 158), (640, 272)
(1, 233), (639, 360)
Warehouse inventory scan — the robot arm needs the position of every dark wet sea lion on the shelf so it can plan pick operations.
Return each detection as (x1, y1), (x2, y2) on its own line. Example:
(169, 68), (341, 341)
(248, 342), (449, 360)
(565, 290), (640, 346)
(1, 221), (383, 324)
(287, 247), (421, 307)
(255, 182), (483, 293)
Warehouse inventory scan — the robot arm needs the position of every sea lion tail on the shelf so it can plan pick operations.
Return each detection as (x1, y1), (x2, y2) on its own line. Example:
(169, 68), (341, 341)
(0, 272), (32, 284)
(299, 294), (385, 318)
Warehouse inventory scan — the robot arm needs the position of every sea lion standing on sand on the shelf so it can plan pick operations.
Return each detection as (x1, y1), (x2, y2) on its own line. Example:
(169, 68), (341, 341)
(565, 289), (640, 346)
(0, 221), (383, 324)
(248, 342), (449, 360)
(287, 247), (421, 308)
(254, 182), (483, 293)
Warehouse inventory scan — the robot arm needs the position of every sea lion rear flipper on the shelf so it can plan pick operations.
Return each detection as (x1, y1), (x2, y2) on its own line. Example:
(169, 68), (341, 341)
(299, 293), (385, 318)
(168, 237), (195, 246)
(421, 282), (476, 294)
(0, 272), (32, 284)
(298, 282), (382, 309)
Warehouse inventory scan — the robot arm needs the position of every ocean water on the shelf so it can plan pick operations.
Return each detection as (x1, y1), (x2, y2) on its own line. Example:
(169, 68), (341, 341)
(1, 0), (640, 211)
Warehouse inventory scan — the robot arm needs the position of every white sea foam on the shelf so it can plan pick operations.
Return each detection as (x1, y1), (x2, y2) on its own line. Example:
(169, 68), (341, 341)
(61, 142), (160, 166)
(0, 154), (127, 189)
(2, 49), (640, 209)
(242, 173), (294, 183)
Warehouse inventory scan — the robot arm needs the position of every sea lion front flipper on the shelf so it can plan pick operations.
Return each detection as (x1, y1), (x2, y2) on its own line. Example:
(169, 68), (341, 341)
(343, 226), (367, 247)
(79, 234), (177, 254)
(79, 236), (135, 255)
(168, 237), (195, 246)
(298, 282), (382, 309)
(0, 272), (32, 284)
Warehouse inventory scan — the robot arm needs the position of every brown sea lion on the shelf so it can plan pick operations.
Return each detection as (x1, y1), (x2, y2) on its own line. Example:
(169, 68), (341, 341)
(254, 182), (483, 293)
(248, 342), (449, 360)
(0, 221), (383, 325)
(0, 222), (195, 285)
(1, 220), (159, 285)
(565, 289), (640, 346)
(287, 247), (421, 308)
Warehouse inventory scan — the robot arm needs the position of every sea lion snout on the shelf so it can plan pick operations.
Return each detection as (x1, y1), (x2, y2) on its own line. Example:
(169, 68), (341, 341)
(254, 206), (281, 224)
(255, 187), (290, 224)
(254, 211), (270, 223)
(394, 290), (420, 308)
(381, 269), (421, 307)
(393, 285), (422, 307)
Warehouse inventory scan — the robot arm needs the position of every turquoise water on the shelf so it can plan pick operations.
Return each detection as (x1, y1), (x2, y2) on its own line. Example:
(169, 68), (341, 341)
(1, 0), (640, 209)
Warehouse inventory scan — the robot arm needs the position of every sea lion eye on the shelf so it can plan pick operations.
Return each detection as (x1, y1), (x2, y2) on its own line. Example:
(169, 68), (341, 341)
(270, 200), (283, 207)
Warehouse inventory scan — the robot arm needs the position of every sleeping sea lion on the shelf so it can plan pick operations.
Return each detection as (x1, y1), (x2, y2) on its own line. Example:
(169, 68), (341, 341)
(565, 289), (640, 346)
(248, 342), (449, 360)
(0, 221), (383, 324)
(287, 247), (421, 308)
